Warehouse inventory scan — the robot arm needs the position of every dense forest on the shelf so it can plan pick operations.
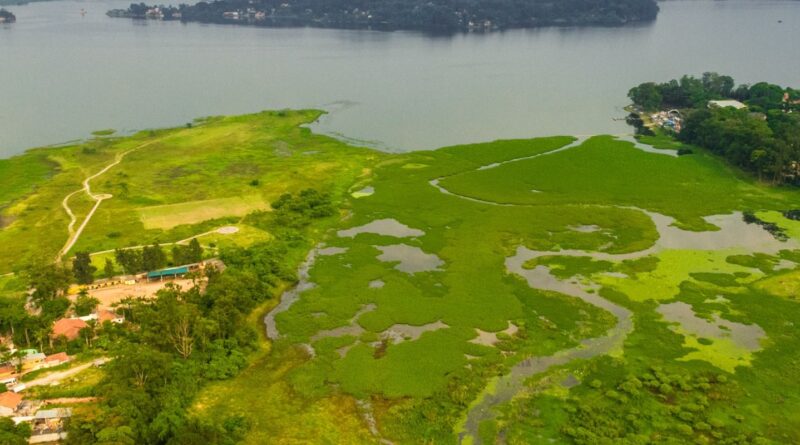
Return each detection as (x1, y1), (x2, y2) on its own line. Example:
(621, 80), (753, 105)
(107, 0), (659, 32)
(0, 8), (15, 22)
(628, 73), (800, 184)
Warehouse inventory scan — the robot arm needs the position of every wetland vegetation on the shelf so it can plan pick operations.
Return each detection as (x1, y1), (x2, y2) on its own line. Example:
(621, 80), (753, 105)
(2, 109), (800, 444)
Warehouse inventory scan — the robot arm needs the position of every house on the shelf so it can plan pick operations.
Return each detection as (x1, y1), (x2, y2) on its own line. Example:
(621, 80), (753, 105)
(51, 318), (88, 341)
(29, 408), (71, 444)
(22, 351), (46, 370)
(43, 352), (71, 368)
(708, 99), (747, 110)
(0, 366), (14, 379)
(97, 309), (124, 324)
(0, 391), (22, 417)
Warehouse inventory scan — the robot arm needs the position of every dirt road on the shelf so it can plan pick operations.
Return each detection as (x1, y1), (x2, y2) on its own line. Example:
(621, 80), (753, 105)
(25, 358), (109, 388)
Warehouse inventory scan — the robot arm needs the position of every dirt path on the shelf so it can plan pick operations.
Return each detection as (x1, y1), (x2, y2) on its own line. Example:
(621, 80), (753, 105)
(57, 140), (160, 261)
(41, 397), (97, 405)
(87, 226), (238, 258)
(25, 358), (108, 388)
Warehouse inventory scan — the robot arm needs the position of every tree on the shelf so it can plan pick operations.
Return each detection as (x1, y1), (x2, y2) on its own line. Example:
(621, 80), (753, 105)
(34, 325), (52, 352)
(25, 263), (71, 307)
(171, 245), (184, 266)
(79, 320), (97, 348)
(74, 290), (100, 316)
(73, 251), (97, 284)
(0, 417), (31, 445)
(115, 248), (142, 274)
(0, 297), (26, 338)
(628, 82), (662, 111)
(142, 243), (167, 271)
(39, 297), (71, 322)
(169, 307), (196, 359)
(702, 72), (734, 97)
(11, 350), (24, 373)
(104, 258), (116, 279)
(748, 82), (785, 112)
(187, 238), (203, 263)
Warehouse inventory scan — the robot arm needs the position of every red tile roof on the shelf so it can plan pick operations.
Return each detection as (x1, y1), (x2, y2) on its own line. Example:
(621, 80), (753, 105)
(52, 318), (88, 340)
(44, 352), (70, 364)
(0, 391), (22, 410)
(97, 309), (121, 323)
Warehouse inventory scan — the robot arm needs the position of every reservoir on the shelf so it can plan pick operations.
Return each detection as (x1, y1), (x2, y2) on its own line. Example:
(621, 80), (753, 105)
(1, 0), (799, 157)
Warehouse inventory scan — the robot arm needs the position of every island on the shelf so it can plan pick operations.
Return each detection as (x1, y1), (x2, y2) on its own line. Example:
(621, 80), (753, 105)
(107, 0), (660, 32)
(0, 8), (15, 23)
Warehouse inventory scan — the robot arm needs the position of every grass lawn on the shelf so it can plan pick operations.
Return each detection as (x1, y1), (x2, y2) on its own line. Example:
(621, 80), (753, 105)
(137, 195), (268, 230)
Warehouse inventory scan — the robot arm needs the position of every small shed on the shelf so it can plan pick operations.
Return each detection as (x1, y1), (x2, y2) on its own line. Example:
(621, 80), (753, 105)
(147, 266), (190, 281)
(43, 352), (71, 368)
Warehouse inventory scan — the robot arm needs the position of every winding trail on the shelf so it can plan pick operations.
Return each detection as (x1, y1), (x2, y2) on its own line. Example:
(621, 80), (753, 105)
(86, 226), (240, 258)
(57, 140), (159, 261)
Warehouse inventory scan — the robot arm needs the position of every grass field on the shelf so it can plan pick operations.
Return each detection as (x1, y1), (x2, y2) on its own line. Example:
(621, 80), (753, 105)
(4, 112), (800, 444)
(0, 110), (380, 273)
(137, 195), (268, 230)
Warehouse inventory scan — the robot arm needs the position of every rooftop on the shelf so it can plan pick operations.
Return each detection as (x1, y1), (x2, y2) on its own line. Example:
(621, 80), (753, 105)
(147, 266), (190, 279)
(708, 99), (747, 110)
(34, 407), (72, 419)
(0, 391), (22, 410)
(44, 352), (70, 363)
(52, 318), (88, 340)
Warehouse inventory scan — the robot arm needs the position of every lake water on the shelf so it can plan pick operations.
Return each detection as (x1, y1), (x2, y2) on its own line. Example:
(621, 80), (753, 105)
(1, 0), (800, 157)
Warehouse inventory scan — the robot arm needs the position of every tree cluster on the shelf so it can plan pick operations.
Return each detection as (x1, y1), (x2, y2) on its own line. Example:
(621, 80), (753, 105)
(65, 239), (293, 444)
(0, 8), (15, 23)
(628, 73), (800, 184)
(63, 189), (336, 444)
(114, 240), (203, 276)
(0, 418), (31, 445)
(108, 0), (659, 32)
(629, 73), (799, 113)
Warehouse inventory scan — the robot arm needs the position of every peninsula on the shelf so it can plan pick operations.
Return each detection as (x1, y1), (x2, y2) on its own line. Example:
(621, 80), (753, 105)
(2, 100), (800, 443)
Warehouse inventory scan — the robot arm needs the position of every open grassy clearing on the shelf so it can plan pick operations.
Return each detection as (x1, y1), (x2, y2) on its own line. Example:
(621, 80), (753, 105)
(0, 111), (380, 273)
(137, 195), (269, 230)
(0, 150), (57, 211)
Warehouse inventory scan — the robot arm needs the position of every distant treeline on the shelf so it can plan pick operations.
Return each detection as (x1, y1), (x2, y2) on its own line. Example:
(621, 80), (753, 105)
(629, 73), (800, 184)
(0, 8), (15, 22)
(107, 0), (659, 32)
